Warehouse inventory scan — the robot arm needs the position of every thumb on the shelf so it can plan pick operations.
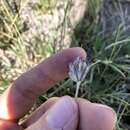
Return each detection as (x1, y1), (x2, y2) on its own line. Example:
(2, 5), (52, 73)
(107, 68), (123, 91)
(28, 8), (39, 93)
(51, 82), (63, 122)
(24, 96), (78, 130)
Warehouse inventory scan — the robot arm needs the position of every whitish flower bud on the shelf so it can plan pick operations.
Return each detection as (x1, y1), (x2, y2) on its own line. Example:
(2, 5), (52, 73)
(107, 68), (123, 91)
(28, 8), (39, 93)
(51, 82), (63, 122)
(69, 57), (91, 83)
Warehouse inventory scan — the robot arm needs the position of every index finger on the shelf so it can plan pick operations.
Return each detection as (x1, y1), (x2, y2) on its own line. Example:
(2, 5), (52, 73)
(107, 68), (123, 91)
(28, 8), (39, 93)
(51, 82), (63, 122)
(0, 47), (86, 121)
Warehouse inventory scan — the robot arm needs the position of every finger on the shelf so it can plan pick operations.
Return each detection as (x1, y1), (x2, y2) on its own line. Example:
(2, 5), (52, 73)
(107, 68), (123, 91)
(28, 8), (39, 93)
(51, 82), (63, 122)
(0, 47), (86, 121)
(22, 97), (59, 128)
(77, 98), (117, 130)
(0, 119), (22, 130)
(24, 96), (78, 130)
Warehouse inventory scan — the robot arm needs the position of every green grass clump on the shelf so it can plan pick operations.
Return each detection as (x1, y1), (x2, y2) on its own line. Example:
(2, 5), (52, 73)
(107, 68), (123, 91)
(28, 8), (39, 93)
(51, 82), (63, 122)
(0, 0), (54, 81)
(39, 0), (57, 13)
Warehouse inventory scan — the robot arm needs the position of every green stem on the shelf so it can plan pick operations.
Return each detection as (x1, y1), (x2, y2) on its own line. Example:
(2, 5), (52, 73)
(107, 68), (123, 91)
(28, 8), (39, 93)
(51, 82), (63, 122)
(75, 81), (81, 98)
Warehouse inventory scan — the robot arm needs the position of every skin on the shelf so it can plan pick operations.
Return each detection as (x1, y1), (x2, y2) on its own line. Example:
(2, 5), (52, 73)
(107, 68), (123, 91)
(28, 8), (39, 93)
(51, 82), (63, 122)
(0, 47), (116, 130)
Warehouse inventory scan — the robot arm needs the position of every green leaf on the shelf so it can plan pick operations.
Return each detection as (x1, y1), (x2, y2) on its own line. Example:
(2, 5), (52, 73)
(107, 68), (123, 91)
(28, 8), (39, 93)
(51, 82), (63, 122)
(108, 64), (126, 78)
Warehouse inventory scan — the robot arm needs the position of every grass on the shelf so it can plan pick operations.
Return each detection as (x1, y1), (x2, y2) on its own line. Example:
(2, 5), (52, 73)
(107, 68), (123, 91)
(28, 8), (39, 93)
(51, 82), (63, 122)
(0, 0), (130, 129)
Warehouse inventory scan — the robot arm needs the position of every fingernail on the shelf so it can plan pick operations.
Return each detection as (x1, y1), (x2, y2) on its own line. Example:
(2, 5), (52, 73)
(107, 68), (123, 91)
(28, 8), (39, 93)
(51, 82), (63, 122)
(96, 104), (116, 114)
(46, 96), (77, 129)
(95, 104), (117, 124)
(95, 104), (113, 109)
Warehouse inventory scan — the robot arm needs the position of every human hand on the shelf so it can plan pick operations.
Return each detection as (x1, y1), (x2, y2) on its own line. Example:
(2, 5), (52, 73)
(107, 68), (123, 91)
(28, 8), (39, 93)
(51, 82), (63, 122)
(0, 47), (116, 130)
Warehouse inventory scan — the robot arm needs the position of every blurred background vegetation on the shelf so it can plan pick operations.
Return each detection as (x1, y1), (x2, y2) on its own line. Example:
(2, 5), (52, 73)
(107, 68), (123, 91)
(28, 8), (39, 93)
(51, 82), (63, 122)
(0, 0), (130, 129)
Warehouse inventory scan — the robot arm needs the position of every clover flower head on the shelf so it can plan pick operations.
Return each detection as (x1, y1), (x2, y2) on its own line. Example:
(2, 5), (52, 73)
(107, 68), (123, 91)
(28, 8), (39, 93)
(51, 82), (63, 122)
(69, 57), (90, 83)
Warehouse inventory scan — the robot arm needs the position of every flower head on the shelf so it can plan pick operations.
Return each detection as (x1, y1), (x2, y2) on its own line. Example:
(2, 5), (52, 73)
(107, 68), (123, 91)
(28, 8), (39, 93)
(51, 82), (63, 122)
(69, 57), (91, 83)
